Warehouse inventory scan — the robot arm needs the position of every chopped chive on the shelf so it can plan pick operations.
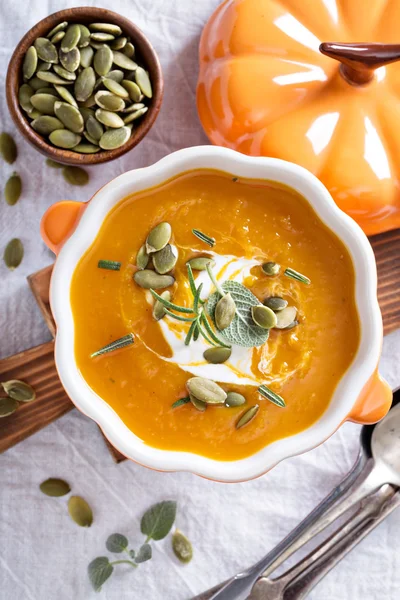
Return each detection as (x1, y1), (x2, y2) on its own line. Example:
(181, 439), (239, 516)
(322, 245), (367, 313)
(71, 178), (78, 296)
(201, 312), (231, 348)
(172, 396), (191, 409)
(258, 384), (286, 407)
(192, 229), (215, 248)
(206, 263), (225, 297)
(186, 263), (197, 298)
(98, 260), (121, 271)
(149, 289), (194, 314)
(284, 268), (310, 285)
(90, 333), (134, 358)
(185, 320), (197, 346)
(164, 308), (197, 323)
(193, 283), (203, 314)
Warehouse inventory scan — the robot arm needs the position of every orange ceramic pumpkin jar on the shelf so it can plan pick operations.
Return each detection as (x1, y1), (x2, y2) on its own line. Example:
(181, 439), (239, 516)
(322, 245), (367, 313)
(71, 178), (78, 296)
(197, 0), (400, 235)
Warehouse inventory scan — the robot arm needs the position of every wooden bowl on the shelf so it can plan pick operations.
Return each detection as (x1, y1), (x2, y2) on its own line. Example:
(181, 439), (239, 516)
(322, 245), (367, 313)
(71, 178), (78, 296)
(6, 7), (163, 166)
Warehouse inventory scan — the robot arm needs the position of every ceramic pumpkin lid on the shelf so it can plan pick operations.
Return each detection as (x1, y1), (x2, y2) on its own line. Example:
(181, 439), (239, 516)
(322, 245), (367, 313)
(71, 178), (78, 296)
(197, 0), (400, 235)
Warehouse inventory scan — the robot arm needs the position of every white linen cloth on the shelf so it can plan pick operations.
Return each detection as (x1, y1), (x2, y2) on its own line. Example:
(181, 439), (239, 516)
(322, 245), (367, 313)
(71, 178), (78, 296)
(1, 1), (400, 599)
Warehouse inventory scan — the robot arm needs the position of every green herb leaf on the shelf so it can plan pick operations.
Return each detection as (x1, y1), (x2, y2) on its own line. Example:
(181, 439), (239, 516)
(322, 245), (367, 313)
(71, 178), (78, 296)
(192, 229), (215, 247)
(200, 312), (231, 348)
(98, 260), (121, 271)
(207, 281), (269, 348)
(284, 267), (310, 285)
(135, 543), (152, 563)
(39, 478), (71, 497)
(186, 263), (198, 298)
(141, 501), (177, 541)
(106, 533), (129, 553)
(91, 333), (134, 358)
(129, 549), (136, 559)
(68, 496), (93, 527)
(88, 557), (113, 592)
(149, 289), (194, 314)
(185, 320), (197, 346)
(172, 396), (190, 409)
(193, 283), (203, 314)
(164, 309), (197, 323)
(172, 530), (193, 564)
(258, 384), (286, 407)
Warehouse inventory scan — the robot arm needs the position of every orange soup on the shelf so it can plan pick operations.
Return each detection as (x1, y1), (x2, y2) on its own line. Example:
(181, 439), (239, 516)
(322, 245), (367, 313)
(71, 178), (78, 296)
(70, 170), (360, 461)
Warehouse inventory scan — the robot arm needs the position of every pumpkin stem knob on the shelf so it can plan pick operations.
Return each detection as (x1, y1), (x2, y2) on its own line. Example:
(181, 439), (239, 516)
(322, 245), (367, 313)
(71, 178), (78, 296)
(320, 42), (400, 86)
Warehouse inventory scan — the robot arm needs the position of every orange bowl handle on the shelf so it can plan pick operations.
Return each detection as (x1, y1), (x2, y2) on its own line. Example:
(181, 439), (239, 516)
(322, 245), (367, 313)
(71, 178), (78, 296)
(41, 201), (86, 255)
(348, 369), (392, 424)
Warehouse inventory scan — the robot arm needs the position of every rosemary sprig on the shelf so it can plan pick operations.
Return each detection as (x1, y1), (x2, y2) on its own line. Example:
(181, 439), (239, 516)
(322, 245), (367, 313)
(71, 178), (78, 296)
(206, 262), (225, 296)
(284, 268), (310, 285)
(98, 260), (121, 271)
(258, 384), (286, 407)
(172, 396), (191, 409)
(150, 290), (194, 314)
(192, 229), (215, 248)
(91, 334), (134, 358)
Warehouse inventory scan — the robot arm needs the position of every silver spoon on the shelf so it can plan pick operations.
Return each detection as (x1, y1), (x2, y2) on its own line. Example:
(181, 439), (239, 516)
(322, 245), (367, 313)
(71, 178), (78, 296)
(193, 388), (399, 600)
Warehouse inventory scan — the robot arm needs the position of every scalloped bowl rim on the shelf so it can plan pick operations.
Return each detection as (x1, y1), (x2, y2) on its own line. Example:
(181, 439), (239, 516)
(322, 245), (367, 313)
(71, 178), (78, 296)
(50, 146), (382, 482)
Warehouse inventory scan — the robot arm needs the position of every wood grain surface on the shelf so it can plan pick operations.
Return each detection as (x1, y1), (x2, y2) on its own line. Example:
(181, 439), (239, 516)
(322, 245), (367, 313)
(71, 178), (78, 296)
(1, 228), (399, 458)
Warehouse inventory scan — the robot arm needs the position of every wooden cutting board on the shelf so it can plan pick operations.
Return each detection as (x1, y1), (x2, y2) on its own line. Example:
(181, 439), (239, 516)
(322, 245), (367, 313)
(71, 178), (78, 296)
(1, 228), (400, 459)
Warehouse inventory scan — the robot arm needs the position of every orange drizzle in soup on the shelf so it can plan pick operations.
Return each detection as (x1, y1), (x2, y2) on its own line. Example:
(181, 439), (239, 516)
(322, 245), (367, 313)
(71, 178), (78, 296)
(70, 170), (360, 461)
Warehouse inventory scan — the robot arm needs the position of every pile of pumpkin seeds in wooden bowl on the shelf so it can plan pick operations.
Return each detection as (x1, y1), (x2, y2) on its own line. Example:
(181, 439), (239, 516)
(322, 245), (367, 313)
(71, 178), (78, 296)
(19, 20), (152, 154)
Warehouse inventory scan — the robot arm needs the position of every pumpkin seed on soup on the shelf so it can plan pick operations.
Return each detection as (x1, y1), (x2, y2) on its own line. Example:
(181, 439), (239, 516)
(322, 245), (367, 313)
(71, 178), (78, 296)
(153, 244), (177, 274)
(274, 306), (297, 329)
(186, 377), (226, 404)
(134, 270), (174, 290)
(203, 346), (231, 364)
(136, 244), (149, 270)
(215, 293), (236, 330)
(236, 405), (259, 429)
(5, 172), (22, 206)
(251, 305), (277, 329)
(189, 394), (207, 412)
(4, 238), (24, 270)
(264, 296), (288, 311)
(262, 261), (280, 276)
(153, 290), (171, 321)
(225, 392), (246, 407)
(186, 256), (215, 271)
(146, 222), (172, 253)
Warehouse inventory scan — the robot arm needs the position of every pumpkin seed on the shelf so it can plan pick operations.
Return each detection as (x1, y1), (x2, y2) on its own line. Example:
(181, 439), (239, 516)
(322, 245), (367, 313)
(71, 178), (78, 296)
(0, 397), (18, 418)
(37, 61), (52, 72)
(84, 131), (99, 145)
(72, 143), (100, 153)
(236, 405), (259, 429)
(95, 90), (125, 111)
(29, 76), (44, 90)
(30, 93), (57, 115)
(215, 293), (236, 330)
(93, 44), (113, 76)
(172, 530), (193, 564)
(121, 79), (142, 102)
(133, 270), (175, 290)
(203, 346), (231, 364)
(32, 116), (64, 135)
(79, 93), (96, 108)
(225, 392), (246, 407)
(153, 290), (171, 320)
(110, 36), (127, 50)
(46, 158), (63, 168)
(136, 244), (149, 270)
(18, 83), (34, 113)
(186, 377), (226, 404)
(107, 69), (124, 82)
(4, 238), (23, 270)
(36, 86), (58, 95)
(54, 101), (84, 133)
(95, 108), (124, 128)
(79, 106), (95, 123)
(153, 244), (177, 274)
(86, 115), (103, 140)
(189, 393), (207, 412)
(5, 173), (22, 206)
(62, 166), (89, 186)
(90, 32), (115, 42)
(283, 319), (298, 330)
(89, 22), (122, 36)
(80, 45), (94, 68)
(29, 109), (42, 119)
(34, 37), (58, 63)
(251, 305), (277, 329)
(135, 67), (152, 98)
(123, 42), (135, 58)
(262, 261), (280, 276)
(102, 77), (129, 98)
(123, 107), (148, 124)
(37, 71), (73, 84)
(54, 85), (78, 107)
(2, 379), (35, 402)
(187, 257), (215, 271)
(51, 31), (65, 44)
(122, 102), (145, 113)
(264, 296), (288, 311)
(68, 496), (93, 527)
(99, 126), (131, 149)
(0, 132), (17, 164)
(23, 46), (37, 80)
(47, 21), (68, 38)
(49, 129), (81, 148)
(146, 222), (172, 253)
(53, 64), (76, 81)
(274, 306), (297, 329)
(39, 478), (70, 497)
(89, 41), (104, 50)
(75, 67), (95, 101)
(78, 24), (91, 48)
(61, 24), (81, 52)
(60, 47), (80, 72)
(112, 50), (138, 70)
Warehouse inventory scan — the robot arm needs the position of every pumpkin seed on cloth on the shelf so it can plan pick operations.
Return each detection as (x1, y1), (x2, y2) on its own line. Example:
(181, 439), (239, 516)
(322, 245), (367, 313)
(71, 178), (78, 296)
(39, 478), (70, 497)
(93, 44), (113, 76)
(135, 67), (152, 98)
(1, 379), (35, 402)
(153, 244), (177, 274)
(32, 116), (64, 135)
(95, 91), (125, 112)
(61, 24), (81, 52)
(34, 37), (58, 63)
(75, 67), (96, 101)
(153, 290), (171, 320)
(0, 132), (17, 164)
(236, 405), (259, 429)
(95, 108), (124, 128)
(62, 166), (89, 186)
(23, 46), (37, 80)
(186, 377), (227, 404)
(5, 173), (22, 206)
(68, 496), (93, 527)
(54, 101), (84, 133)
(0, 397), (18, 418)
(60, 47), (80, 72)
(4, 238), (24, 270)
(49, 129), (81, 148)
(46, 158), (63, 168)
(146, 222), (172, 253)
(134, 270), (174, 290)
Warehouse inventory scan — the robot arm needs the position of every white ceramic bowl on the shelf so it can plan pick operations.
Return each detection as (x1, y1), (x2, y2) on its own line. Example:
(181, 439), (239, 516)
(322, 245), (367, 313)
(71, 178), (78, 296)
(41, 146), (392, 482)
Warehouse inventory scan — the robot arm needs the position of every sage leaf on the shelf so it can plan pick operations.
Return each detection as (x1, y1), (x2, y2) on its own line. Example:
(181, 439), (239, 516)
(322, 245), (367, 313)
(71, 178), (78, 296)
(1, 379), (35, 402)
(140, 501), (177, 541)
(39, 478), (71, 497)
(106, 533), (128, 553)
(135, 543), (152, 563)
(207, 281), (269, 348)
(88, 557), (113, 592)
(68, 496), (93, 527)
(172, 530), (193, 564)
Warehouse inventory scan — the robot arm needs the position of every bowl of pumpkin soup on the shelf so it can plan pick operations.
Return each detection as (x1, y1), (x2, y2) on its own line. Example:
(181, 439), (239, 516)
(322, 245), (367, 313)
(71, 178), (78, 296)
(41, 146), (392, 481)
